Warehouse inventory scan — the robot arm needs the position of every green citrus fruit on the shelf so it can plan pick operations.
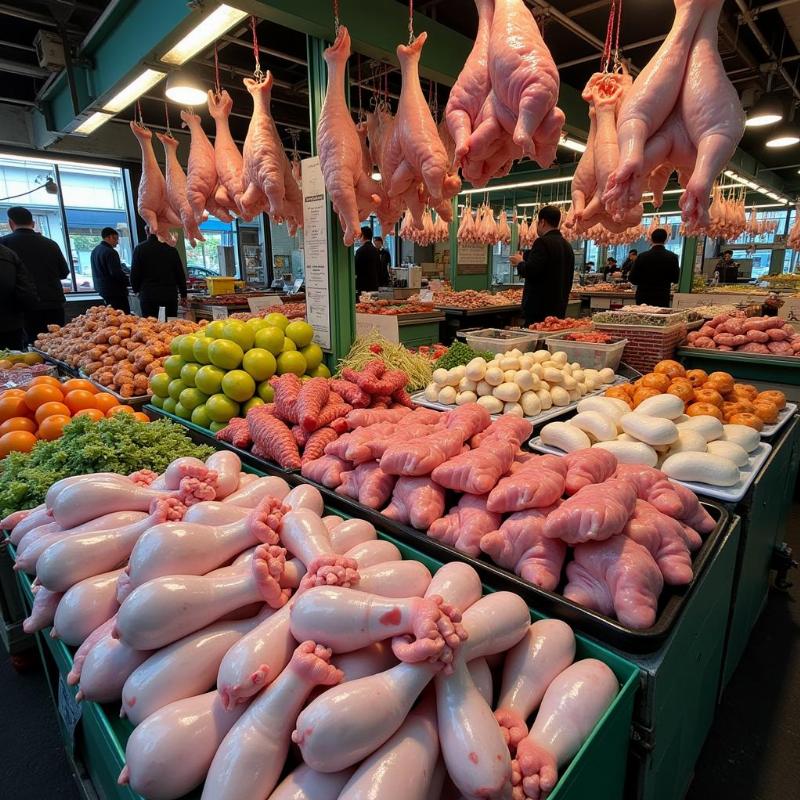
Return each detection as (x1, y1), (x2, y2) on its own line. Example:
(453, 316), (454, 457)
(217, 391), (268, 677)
(208, 339), (244, 370)
(253, 326), (284, 356)
(178, 335), (199, 362)
(180, 362), (200, 387)
(242, 348), (277, 382)
(170, 334), (187, 356)
(222, 319), (255, 352)
(281, 337), (296, 352)
(307, 363), (332, 378)
(173, 402), (191, 420)
(276, 351), (307, 376)
(243, 397), (265, 413)
(168, 379), (187, 401)
(162, 396), (178, 415)
(205, 393), (240, 423)
(265, 312), (289, 331)
(285, 320), (314, 348)
(179, 387), (209, 411)
(149, 372), (171, 397)
(257, 381), (274, 402)
(300, 343), (323, 371)
(150, 393), (165, 409)
(204, 320), (226, 339)
(193, 337), (212, 364)
(195, 365), (225, 395)
(191, 404), (212, 428)
(209, 421), (228, 433)
(163, 354), (185, 379)
(221, 370), (256, 403)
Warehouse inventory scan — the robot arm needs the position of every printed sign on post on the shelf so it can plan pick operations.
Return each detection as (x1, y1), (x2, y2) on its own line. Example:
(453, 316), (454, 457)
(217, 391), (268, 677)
(211, 306), (229, 320)
(302, 157), (332, 351)
(355, 313), (400, 343)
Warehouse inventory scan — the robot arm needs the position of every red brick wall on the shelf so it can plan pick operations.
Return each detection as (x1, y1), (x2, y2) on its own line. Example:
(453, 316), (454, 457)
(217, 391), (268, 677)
(593, 324), (686, 373)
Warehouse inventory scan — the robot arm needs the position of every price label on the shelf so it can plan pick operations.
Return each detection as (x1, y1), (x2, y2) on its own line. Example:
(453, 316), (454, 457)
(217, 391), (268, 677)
(247, 296), (280, 313)
(419, 289), (434, 303)
(157, 306), (166, 322)
(211, 306), (229, 320)
(58, 676), (82, 747)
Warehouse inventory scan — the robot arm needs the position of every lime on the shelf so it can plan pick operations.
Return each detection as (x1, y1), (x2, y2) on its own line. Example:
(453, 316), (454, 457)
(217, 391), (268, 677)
(173, 402), (191, 420)
(242, 348), (276, 382)
(307, 363), (332, 379)
(180, 362), (200, 387)
(208, 339), (244, 370)
(206, 393), (240, 423)
(170, 334), (187, 356)
(281, 337), (297, 352)
(205, 320), (226, 339)
(193, 336), (212, 364)
(254, 326), (285, 356)
(285, 320), (314, 348)
(179, 387), (209, 411)
(209, 421), (228, 433)
(243, 397), (265, 413)
(163, 354), (185, 379)
(300, 343), (323, 371)
(246, 318), (271, 333)
(221, 370), (256, 403)
(149, 372), (171, 397)
(222, 319), (255, 352)
(195, 365), (225, 395)
(168, 379), (187, 401)
(191, 404), (212, 428)
(162, 396), (178, 415)
(265, 312), (289, 331)
(179, 335), (199, 362)
(150, 393), (165, 409)
(257, 381), (275, 402)
(277, 351), (307, 376)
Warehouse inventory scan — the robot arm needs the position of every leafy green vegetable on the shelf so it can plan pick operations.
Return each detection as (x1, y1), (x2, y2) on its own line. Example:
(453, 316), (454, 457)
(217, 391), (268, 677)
(0, 414), (213, 519)
(434, 342), (494, 370)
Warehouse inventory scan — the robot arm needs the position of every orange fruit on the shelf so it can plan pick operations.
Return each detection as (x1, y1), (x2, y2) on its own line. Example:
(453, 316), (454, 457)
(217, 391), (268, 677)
(93, 394), (119, 414)
(62, 378), (98, 394)
(24, 384), (64, 411)
(73, 408), (105, 422)
(0, 389), (26, 399)
(133, 411), (150, 423)
(0, 395), (30, 422)
(63, 390), (98, 414)
(107, 404), (135, 417)
(0, 417), (37, 436)
(36, 414), (71, 441)
(0, 430), (37, 457)
(34, 401), (71, 424)
(28, 376), (62, 388)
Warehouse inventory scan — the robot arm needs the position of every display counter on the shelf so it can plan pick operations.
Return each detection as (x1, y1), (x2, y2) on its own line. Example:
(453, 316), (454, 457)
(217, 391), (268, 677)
(437, 304), (523, 343)
(355, 310), (445, 347)
(574, 291), (638, 313)
(187, 293), (290, 321)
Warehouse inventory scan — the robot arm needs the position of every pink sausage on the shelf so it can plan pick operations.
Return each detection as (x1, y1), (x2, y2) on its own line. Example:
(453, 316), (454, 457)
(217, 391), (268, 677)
(22, 587), (63, 634)
(284, 484), (325, 515)
(222, 476), (290, 507)
(67, 616), (116, 686)
(329, 518), (377, 553)
(206, 450), (242, 498)
(15, 521), (62, 555)
(6, 505), (49, 544)
(76, 632), (152, 704)
(335, 641), (398, 683)
(269, 764), (354, 800)
(184, 500), (250, 525)
(51, 569), (123, 646)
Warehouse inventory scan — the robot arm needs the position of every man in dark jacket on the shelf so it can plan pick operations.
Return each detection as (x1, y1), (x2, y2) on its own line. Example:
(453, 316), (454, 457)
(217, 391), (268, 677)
(620, 250), (637, 281)
(0, 243), (39, 350)
(510, 205), (575, 325)
(628, 228), (680, 307)
(0, 206), (69, 339)
(130, 227), (187, 318)
(354, 226), (380, 293)
(90, 227), (130, 312)
(374, 236), (391, 287)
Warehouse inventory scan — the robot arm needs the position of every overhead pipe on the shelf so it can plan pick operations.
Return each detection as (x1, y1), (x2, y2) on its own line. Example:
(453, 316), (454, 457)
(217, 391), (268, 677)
(746, 0), (800, 15)
(733, 0), (800, 102)
(219, 35), (307, 67)
(558, 34), (667, 69)
(0, 58), (51, 79)
(0, 3), (82, 34)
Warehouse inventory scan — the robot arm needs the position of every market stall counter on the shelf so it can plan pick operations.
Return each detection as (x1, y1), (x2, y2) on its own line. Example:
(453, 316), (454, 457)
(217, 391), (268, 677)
(438, 304), (523, 344)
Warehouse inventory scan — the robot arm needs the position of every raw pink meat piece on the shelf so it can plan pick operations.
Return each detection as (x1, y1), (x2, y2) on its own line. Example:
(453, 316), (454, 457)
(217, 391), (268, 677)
(470, 414), (533, 448)
(382, 477), (446, 530)
(431, 438), (517, 495)
(487, 458), (566, 513)
(428, 494), (502, 557)
(380, 428), (464, 477)
(563, 448), (617, 495)
(480, 506), (565, 590)
(346, 422), (436, 464)
(301, 455), (351, 488)
(207, 90), (247, 218)
(542, 479), (637, 545)
(326, 423), (398, 460)
(443, 403), (492, 440)
(563, 536), (663, 629)
(336, 462), (397, 509)
(156, 132), (204, 247)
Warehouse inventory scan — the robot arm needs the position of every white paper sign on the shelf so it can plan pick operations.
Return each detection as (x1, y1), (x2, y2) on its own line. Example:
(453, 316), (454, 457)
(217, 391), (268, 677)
(211, 305), (229, 320)
(419, 289), (434, 302)
(247, 295), (281, 313)
(157, 306), (166, 322)
(457, 243), (489, 265)
(301, 157), (332, 351)
(356, 313), (400, 343)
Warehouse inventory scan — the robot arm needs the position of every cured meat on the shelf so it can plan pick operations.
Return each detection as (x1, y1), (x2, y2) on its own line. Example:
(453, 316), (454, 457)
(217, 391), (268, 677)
(156, 132), (205, 247)
(130, 121), (180, 245)
(428, 494), (502, 557)
(317, 26), (379, 245)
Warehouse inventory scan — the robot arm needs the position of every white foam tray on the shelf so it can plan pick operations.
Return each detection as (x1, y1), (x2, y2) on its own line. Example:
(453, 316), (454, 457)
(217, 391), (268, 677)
(759, 402), (797, 438)
(528, 437), (772, 504)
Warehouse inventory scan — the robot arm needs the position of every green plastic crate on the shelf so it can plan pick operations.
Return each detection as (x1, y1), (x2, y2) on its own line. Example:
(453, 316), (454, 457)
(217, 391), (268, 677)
(9, 475), (639, 800)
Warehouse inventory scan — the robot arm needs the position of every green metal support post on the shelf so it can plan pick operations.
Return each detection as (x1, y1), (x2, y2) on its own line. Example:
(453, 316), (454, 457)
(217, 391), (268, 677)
(449, 196), (459, 286)
(306, 35), (356, 367)
(679, 236), (698, 293)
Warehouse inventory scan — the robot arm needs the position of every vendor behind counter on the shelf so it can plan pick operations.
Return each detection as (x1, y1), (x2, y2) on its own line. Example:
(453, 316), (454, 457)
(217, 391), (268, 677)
(714, 250), (740, 284)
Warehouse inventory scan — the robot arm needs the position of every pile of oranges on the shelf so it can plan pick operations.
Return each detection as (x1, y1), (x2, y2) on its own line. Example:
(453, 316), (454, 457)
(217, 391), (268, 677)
(0, 376), (149, 458)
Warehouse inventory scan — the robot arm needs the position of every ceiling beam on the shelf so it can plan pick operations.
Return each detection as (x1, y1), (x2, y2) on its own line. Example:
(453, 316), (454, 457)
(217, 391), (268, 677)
(0, 58), (51, 79)
(218, 34), (308, 67)
(0, 3), (82, 33)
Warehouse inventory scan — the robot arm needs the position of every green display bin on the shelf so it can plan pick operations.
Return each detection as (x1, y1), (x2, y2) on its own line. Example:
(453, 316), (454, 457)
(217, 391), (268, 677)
(8, 485), (639, 800)
(0, 538), (34, 657)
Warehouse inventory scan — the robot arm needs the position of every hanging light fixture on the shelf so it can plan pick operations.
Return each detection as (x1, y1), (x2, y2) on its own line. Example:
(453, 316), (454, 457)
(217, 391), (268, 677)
(746, 93), (784, 128)
(766, 123), (800, 148)
(165, 69), (206, 106)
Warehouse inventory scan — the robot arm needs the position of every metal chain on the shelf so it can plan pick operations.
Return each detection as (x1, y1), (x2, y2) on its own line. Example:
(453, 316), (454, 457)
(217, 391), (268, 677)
(251, 16), (263, 81)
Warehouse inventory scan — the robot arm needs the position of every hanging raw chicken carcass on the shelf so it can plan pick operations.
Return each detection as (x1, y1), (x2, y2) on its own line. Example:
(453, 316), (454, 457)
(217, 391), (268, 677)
(156, 132), (205, 248)
(366, 108), (407, 233)
(130, 121), (180, 246)
(497, 210), (511, 245)
(317, 26), (380, 246)
(207, 90), (250, 219)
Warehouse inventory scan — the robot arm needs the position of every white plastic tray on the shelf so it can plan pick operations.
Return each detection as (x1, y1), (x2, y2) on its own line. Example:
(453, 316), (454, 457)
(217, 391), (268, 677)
(528, 437), (772, 504)
(759, 402), (797, 439)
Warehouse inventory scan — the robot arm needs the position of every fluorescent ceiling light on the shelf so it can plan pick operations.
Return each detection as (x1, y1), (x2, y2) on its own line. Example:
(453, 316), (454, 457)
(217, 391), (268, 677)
(102, 69), (165, 113)
(161, 4), (249, 65)
(461, 175), (572, 196)
(74, 112), (114, 135)
(559, 136), (587, 153)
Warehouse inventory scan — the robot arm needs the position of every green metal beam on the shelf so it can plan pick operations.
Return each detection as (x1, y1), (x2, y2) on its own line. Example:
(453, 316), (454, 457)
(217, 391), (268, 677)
(679, 236), (698, 292)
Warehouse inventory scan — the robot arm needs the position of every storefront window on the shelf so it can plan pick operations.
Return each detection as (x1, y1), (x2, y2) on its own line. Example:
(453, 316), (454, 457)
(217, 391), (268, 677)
(270, 219), (305, 284)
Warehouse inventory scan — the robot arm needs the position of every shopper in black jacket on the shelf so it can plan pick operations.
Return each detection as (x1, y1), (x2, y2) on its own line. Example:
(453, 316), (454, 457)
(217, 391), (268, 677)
(510, 205), (575, 325)
(90, 227), (130, 312)
(628, 228), (680, 307)
(354, 227), (380, 293)
(0, 206), (69, 339)
(0, 243), (39, 350)
(374, 236), (391, 286)
(130, 229), (187, 318)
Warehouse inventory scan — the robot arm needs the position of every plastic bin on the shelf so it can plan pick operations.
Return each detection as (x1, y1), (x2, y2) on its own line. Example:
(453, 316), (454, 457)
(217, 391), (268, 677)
(546, 334), (628, 370)
(205, 277), (239, 296)
(465, 327), (539, 354)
